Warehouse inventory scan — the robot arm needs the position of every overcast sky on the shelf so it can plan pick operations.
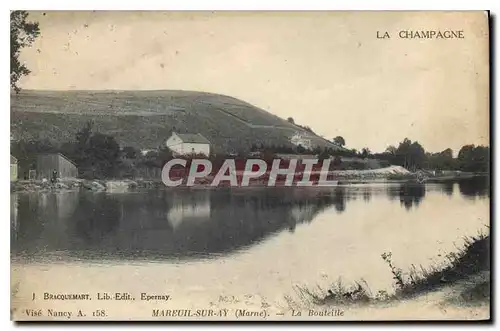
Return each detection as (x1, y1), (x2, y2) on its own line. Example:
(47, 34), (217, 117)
(19, 11), (489, 153)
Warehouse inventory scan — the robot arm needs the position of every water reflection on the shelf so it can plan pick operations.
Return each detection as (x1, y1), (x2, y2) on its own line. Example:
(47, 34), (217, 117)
(73, 194), (122, 244)
(458, 176), (490, 199)
(11, 188), (348, 260)
(167, 191), (211, 230)
(440, 181), (455, 196)
(11, 177), (489, 262)
(389, 183), (426, 210)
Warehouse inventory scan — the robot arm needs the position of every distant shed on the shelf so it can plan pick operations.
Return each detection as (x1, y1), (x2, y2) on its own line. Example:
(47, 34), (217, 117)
(36, 153), (78, 179)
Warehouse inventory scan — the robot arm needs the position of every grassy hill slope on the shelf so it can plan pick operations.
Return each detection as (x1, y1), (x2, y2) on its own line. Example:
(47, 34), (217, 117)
(11, 90), (341, 154)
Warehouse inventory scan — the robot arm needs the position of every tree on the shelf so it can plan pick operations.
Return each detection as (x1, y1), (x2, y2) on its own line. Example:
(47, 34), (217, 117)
(296, 144), (306, 154)
(385, 145), (397, 155)
(318, 148), (331, 161)
(287, 117), (295, 124)
(333, 136), (346, 147)
(11, 11), (40, 93)
(441, 148), (453, 159)
(261, 150), (276, 164)
(87, 133), (121, 178)
(332, 156), (342, 167)
(408, 142), (426, 169)
(427, 148), (454, 170)
(393, 138), (426, 170)
(122, 146), (139, 159)
(361, 147), (371, 159)
(69, 120), (94, 168)
(457, 145), (489, 172)
(69, 122), (122, 178)
(157, 147), (174, 167)
(75, 121), (93, 149)
(302, 126), (314, 133)
(312, 146), (322, 155)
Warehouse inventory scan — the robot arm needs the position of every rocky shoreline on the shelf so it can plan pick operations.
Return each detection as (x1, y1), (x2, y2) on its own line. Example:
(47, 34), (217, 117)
(10, 172), (485, 194)
(10, 178), (164, 194)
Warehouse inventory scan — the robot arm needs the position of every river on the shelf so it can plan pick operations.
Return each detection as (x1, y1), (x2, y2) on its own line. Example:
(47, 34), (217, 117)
(10, 177), (490, 320)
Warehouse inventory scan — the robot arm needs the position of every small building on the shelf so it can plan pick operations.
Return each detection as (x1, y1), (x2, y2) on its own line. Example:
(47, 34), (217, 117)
(290, 132), (313, 150)
(166, 132), (210, 156)
(36, 153), (78, 180)
(10, 155), (18, 181)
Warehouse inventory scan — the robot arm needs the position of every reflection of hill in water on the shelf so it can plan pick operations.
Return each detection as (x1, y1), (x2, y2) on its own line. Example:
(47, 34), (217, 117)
(11, 188), (347, 261)
(10, 178), (489, 261)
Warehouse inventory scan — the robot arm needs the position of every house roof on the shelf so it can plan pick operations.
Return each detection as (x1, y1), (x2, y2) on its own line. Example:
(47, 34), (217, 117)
(10, 155), (17, 164)
(174, 133), (210, 144)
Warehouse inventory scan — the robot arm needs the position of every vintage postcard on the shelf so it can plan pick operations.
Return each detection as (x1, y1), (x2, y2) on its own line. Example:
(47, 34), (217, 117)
(10, 11), (490, 321)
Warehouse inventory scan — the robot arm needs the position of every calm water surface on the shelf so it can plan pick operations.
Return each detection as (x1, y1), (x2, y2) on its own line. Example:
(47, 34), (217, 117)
(11, 177), (490, 308)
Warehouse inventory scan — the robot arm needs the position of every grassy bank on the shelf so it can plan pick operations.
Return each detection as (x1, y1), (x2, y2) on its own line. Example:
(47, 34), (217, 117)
(290, 230), (490, 306)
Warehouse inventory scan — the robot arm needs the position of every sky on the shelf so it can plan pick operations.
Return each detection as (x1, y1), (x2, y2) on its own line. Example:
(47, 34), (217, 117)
(18, 11), (489, 153)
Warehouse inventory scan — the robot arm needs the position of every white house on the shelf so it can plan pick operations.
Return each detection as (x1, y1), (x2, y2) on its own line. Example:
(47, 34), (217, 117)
(290, 132), (313, 150)
(166, 132), (210, 156)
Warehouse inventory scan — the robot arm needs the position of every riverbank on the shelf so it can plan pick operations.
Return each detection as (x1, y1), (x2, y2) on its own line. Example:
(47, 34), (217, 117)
(10, 178), (163, 193)
(292, 231), (490, 310)
(9, 170), (487, 193)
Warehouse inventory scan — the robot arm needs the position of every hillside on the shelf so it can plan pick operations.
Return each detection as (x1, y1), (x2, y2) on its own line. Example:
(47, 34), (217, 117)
(11, 90), (342, 154)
